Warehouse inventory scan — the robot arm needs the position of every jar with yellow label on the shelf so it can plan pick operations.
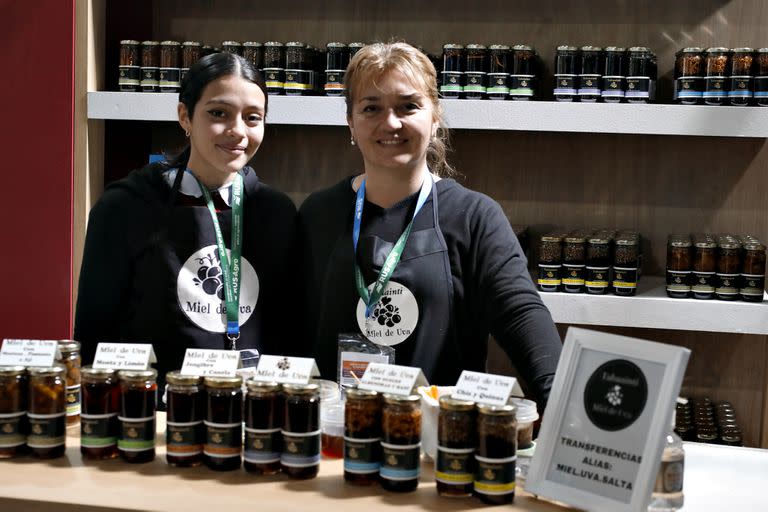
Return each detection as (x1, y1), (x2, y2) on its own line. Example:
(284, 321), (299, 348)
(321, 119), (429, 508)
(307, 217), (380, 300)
(204, 375), (243, 471)
(538, 234), (563, 292)
(263, 41), (285, 95)
(436, 396), (476, 497)
(474, 403), (517, 504)
(57, 339), (81, 425)
(80, 366), (119, 459)
(28, 365), (67, 459)
(0, 366), (29, 458)
(166, 372), (204, 467)
(118, 369), (157, 463)
(244, 380), (282, 475)
(381, 393), (422, 492)
(282, 383), (321, 479)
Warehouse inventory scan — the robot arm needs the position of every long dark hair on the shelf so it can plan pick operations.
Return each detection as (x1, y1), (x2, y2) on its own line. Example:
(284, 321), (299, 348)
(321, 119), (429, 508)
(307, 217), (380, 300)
(169, 52), (268, 169)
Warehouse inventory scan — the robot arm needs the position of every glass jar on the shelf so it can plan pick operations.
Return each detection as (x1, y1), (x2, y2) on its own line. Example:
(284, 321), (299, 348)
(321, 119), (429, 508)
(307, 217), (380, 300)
(537, 234), (562, 292)
(716, 236), (741, 301)
(203, 375), (242, 471)
(474, 403), (517, 505)
(166, 372), (204, 467)
(756, 48), (768, 106)
(704, 47), (730, 106)
(282, 383), (321, 479)
(674, 47), (704, 104)
(440, 44), (464, 99)
(118, 40), (141, 91)
(613, 236), (639, 296)
(691, 234), (717, 299)
(563, 233), (587, 293)
(464, 44), (487, 99)
(80, 366), (119, 460)
(487, 45), (510, 100)
(666, 235), (692, 298)
(728, 48), (754, 106)
(626, 47), (652, 103)
(436, 396), (476, 498)
(56, 340), (81, 425)
(180, 41), (202, 83)
(0, 366), (28, 458)
(586, 235), (611, 294)
(244, 380), (283, 475)
(140, 40), (160, 92)
(344, 388), (381, 485)
(511, 45), (536, 100)
(159, 40), (181, 93)
(221, 40), (241, 56)
(118, 369), (157, 463)
(380, 393), (421, 492)
(284, 42), (310, 96)
(720, 426), (743, 447)
(242, 41), (263, 71)
(602, 46), (626, 102)
(324, 42), (348, 96)
(578, 46), (602, 102)
(263, 41), (285, 95)
(741, 240), (766, 302)
(554, 45), (578, 102)
(28, 365), (67, 459)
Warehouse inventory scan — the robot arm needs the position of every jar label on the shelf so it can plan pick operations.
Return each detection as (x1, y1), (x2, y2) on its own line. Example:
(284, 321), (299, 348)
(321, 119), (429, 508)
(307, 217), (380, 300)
(578, 74), (601, 95)
(715, 273), (739, 295)
(691, 271), (716, 293)
(654, 458), (684, 493)
(324, 70), (345, 93)
(740, 274), (765, 297)
(538, 264), (562, 287)
(27, 412), (66, 448)
(440, 71), (464, 94)
(284, 69), (312, 91)
(703, 77), (727, 97)
(204, 421), (242, 458)
(436, 446), (475, 484)
(675, 77), (704, 100)
(666, 270), (691, 291)
(487, 73), (510, 96)
(728, 77), (753, 98)
(586, 266), (610, 288)
(141, 67), (159, 87)
(118, 65), (140, 86)
(81, 413), (118, 448)
(0, 411), (26, 448)
(159, 68), (181, 88)
(612, 267), (638, 289)
(755, 77), (768, 98)
(474, 455), (516, 495)
(602, 76), (625, 97)
(464, 72), (487, 94)
(509, 75), (535, 96)
(380, 442), (421, 480)
(344, 436), (382, 474)
(281, 430), (321, 467)
(167, 420), (204, 456)
(180, 68), (189, 83)
(66, 384), (81, 417)
(626, 77), (650, 98)
(118, 416), (156, 451)
(562, 264), (586, 286)
(554, 74), (577, 95)
(244, 427), (282, 463)
(263, 68), (285, 90)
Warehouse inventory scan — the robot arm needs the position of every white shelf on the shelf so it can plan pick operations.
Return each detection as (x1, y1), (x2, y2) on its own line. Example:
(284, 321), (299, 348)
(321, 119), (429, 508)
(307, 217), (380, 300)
(541, 276), (768, 335)
(87, 91), (768, 137)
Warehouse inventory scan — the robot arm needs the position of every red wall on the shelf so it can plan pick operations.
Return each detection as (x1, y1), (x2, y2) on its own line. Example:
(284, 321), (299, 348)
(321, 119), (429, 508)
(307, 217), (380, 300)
(2, 1), (75, 338)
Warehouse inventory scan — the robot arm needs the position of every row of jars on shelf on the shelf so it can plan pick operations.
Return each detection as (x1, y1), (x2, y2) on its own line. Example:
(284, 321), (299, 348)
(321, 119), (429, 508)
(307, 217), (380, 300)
(675, 397), (743, 446)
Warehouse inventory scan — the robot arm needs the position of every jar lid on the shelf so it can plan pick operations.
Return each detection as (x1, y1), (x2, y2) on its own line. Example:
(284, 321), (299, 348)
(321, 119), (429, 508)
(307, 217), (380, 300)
(326, 42), (347, 48)
(605, 46), (626, 52)
(246, 379), (280, 392)
(718, 240), (741, 249)
(242, 41), (262, 47)
(477, 403), (517, 416)
(694, 239), (717, 249)
(182, 41), (202, 47)
(57, 339), (81, 353)
(541, 235), (563, 243)
(732, 47), (754, 53)
(204, 375), (243, 388)
(120, 40), (140, 45)
(706, 47), (730, 53)
(443, 43), (464, 50)
(382, 393), (421, 404)
(466, 44), (487, 50)
(286, 41), (306, 47)
(28, 365), (67, 377)
(743, 241), (766, 251)
(81, 366), (116, 380)
(616, 237), (638, 246)
(264, 41), (284, 47)
(628, 46), (650, 53)
(0, 365), (26, 376)
(282, 383), (320, 395)
(669, 238), (692, 248)
(222, 40), (241, 46)
(141, 40), (159, 46)
(588, 236), (610, 244)
(580, 45), (603, 52)
(348, 42), (365, 48)
(556, 45), (578, 52)
(758, 48), (768, 53)
(513, 44), (534, 51)
(119, 369), (158, 381)
(439, 395), (475, 411)
(489, 44), (510, 51)
(345, 388), (379, 400)
(160, 40), (181, 46)
(680, 47), (704, 53)
(166, 371), (202, 386)
(564, 235), (586, 243)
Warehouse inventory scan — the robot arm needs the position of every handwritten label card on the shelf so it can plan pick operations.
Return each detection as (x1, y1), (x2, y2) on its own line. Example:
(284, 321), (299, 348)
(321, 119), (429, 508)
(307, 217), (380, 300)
(181, 349), (240, 377)
(92, 343), (156, 370)
(0, 339), (59, 367)
(358, 363), (428, 396)
(452, 370), (523, 406)
(252, 355), (320, 385)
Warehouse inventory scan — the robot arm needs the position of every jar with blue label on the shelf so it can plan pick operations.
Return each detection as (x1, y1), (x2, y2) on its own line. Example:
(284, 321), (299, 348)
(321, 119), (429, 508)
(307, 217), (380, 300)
(578, 46), (603, 102)
(674, 48), (704, 104)
(282, 383), (321, 479)
(436, 396), (476, 497)
(475, 403), (517, 504)
(554, 45), (578, 101)
(729, 48), (754, 106)
(244, 380), (283, 475)
(381, 393), (422, 492)
(602, 47), (626, 102)
(118, 369), (157, 463)
(704, 47), (730, 105)
(756, 49), (768, 106)
(627, 47), (652, 103)
(344, 388), (381, 485)
(28, 365), (67, 459)
(0, 366), (29, 458)
(440, 44), (464, 99)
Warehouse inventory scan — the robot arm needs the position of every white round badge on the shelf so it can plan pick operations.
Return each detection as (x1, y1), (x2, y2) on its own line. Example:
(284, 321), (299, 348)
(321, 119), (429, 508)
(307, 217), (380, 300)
(177, 245), (259, 332)
(356, 281), (419, 346)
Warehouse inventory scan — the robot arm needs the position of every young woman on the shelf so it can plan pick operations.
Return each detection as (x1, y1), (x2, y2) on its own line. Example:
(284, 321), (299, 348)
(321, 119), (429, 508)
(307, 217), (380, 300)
(299, 42), (562, 407)
(75, 52), (298, 376)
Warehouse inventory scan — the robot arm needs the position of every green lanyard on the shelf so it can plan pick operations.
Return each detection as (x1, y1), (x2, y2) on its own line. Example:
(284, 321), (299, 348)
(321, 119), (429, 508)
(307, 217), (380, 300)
(193, 171), (244, 349)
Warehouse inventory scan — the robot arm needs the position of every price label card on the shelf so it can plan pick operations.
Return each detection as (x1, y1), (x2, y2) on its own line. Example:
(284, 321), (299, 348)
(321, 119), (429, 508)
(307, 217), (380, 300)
(253, 355), (320, 385)
(92, 343), (156, 370)
(358, 363), (427, 396)
(452, 370), (524, 406)
(181, 349), (241, 377)
(0, 339), (59, 367)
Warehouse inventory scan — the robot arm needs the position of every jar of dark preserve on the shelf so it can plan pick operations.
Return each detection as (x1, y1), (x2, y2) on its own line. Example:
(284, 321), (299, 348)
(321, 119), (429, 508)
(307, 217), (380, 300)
(716, 236), (741, 301)
(343, 388), (381, 485)
(140, 40), (160, 92)
(203, 375), (243, 471)
(510, 45), (536, 100)
(282, 383), (321, 479)
(244, 380), (283, 475)
(0, 366), (29, 458)
(242, 41), (263, 71)
(562, 233), (587, 293)
(464, 44), (487, 99)
(119, 40), (140, 91)
(28, 365), (67, 459)
(56, 340), (81, 425)
(578, 46), (602, 102)
(538, 234), (562, 292)
(380, 393), (421, 492)
(440, 44), (464, 99)
(284, 42), (310, 96)
(324, 42), (348, 96)
(474, 403), (517, 505)
(118, 369), (157, 463)
(180, 41), (202, 83)
(436, 396), (476, 498)
(626, 47), (652, 103)
(159, 40), (181, 93)
(554, 45), (578, 101)
(740, 239), (766, 302)
(263, 41), (285, 95)
(692, 234), (717, 299)
(756, 49), (768, 106)
(166, 372), (204, 467)
(674, 48), (704, 104)
(221, 40), (242, 56)
(487, 45), (509, 100)
(728, 48), (754, 106)
(80, 366), (119, 459)
(613, 236), (639, 296)
(704, 47), (730, 106)
(586, 235), (611, 294)
(666, 235), (692, 298)
(602, 47), (626, 102)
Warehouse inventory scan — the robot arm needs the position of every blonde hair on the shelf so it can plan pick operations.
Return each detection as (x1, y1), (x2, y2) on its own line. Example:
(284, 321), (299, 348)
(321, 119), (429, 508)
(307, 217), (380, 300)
(344, 42), (455, 177)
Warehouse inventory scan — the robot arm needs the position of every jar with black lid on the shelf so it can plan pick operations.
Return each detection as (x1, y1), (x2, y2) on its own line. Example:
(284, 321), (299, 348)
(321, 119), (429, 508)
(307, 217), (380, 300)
(380, 393), (422, 492)
(554, 45), (578, 101)
(602, 46), (626, 102)
(487, 45), (510, 100)
(57, 339), (81, 425)
(180, 41), (202, 83)
(626, 46), (651, 103)
(562, 232), (587, 293)
(221, 40), (242, 56)
(728, 48), (754, 106)
(119, 40), (141, 91)
(140, 41), (159, 92)
(28, 365), (67, 459)
(0, 366), (29, 458)
(740, 239), (765, 302)
(666, 235), (692, 298)
(284, 41), (310, 96)
(440, 44), (464, 99)
(282, 383), (321, 479)
(674, 47), (704, 104)
(203, 375), (242, 471)
(436, 396), (476, 498)
(756, 48), (768, 106)
(244, 380), (283, 475)
(159, 40), (181, 93)
(692, 234), (717, 299)
(586, 235), (611, 294)
(538, 234), (562, 292)
(716, 236), (741, 300)
(118, 369), (157, 463)
(703, 47), (730, 106)
(464, 44), (487, 99)
(263, 41), (285, 95)
(613, 236), (639, 296)
(510, 45), (536, 100)
(474, 403), (517, 505)
(80, 366), (119, 460)
(578, 46), (602, 102)
(344, 388), (382, 485)
(324, 42), (348, 96)
(166, 372), (204, 467)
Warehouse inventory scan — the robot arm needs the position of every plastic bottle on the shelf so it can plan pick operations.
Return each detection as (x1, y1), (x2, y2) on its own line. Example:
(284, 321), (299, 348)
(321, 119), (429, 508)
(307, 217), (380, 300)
(648, 410), (685, 511)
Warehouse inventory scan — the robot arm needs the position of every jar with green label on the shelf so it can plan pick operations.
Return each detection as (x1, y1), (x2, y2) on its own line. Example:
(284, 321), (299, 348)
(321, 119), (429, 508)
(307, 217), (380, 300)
(344, 387), (381, 485)
(28, 365), (67, 459)
(282, 383), (321, 479)
(56, 339), (81, 425)
(244, 380), (283, 475)
(166, 372), (204, 467)
(740, 239), (765, 302)
(511, 45), (536, 100)
(440, 44), (464, 99)
(118, 369), (157, 463)
(474, 403), (517, 504)
(436, 396), (476, 497)
(487, 45), (510, 100)
(464, 44), (487, 99)
(0, 366), (29, 458)
(204, 375), (243, 471)
(80, 366), (119, 459)
(381, 393), (422, 492)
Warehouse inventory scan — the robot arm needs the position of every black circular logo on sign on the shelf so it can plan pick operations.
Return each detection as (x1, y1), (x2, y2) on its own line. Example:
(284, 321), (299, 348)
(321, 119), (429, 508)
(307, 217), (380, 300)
(584, 359), (647, 432)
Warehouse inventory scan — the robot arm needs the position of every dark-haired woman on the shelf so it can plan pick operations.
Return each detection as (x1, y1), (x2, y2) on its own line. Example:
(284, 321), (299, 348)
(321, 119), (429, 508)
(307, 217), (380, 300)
(75, 52), (298, 376)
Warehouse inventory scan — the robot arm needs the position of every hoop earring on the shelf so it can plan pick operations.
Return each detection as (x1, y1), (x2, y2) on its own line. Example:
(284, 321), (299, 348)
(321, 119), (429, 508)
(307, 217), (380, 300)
(185, 130), (190, 138)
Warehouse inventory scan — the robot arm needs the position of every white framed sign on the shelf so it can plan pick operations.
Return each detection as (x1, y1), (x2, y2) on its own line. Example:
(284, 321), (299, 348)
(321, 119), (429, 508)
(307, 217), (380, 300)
(525, 327), (690, 512)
